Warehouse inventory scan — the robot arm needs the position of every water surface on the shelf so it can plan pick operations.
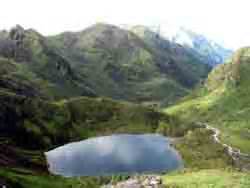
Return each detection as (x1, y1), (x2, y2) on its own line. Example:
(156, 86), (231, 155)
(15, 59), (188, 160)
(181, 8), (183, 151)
(45, 134), (183, 177)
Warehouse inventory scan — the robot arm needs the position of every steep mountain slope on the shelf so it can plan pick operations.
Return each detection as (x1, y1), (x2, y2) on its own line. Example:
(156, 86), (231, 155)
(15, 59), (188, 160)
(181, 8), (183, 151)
(49, 23), (211, 105)
(0, 25), (95, 99)
(166, 47), (250, 154)
(168, 27), (233, 66)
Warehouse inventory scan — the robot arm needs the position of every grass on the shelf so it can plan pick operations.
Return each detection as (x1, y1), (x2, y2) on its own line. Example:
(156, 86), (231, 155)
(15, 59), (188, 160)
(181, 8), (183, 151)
(162, 169), (250, 188)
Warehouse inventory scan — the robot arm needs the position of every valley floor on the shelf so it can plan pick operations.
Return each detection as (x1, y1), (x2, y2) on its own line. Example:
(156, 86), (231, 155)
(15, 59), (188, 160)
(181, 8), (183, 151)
(0, 96), (249, 188)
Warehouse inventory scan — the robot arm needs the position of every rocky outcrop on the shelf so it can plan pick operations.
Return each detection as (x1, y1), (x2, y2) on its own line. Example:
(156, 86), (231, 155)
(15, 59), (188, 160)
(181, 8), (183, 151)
(102, 175), (164, 188)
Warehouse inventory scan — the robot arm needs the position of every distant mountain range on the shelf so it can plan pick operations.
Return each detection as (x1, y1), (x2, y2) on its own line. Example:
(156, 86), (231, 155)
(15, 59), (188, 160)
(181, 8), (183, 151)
(164, 27), (233, 67)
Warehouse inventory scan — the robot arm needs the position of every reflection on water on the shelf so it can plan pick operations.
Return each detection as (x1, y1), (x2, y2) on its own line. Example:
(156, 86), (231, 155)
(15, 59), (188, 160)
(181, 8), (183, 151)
(45, 134), (183, 177)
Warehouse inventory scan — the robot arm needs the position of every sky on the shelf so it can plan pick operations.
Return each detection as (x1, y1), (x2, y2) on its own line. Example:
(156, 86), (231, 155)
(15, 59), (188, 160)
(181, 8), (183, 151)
(0, 0), (250, 49)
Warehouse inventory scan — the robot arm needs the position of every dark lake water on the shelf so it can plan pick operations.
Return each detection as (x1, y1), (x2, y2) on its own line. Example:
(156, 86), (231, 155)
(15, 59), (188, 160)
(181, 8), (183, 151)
(45, 134), (183, 177)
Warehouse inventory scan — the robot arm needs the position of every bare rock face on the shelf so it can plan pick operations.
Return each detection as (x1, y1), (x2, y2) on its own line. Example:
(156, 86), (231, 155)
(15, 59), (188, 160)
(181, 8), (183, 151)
(0, 38), (16, 59)
(9, 25), (25, 43)
(0, 25), (31, 62)
(9, 25), (31, 62)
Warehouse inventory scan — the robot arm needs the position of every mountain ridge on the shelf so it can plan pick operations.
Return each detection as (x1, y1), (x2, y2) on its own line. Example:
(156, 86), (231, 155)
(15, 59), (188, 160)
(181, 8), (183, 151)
(48, 23), (211, 105)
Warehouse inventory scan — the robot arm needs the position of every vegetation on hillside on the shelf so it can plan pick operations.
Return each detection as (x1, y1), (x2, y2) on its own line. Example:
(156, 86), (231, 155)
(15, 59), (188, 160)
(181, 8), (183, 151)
(165, 47), (250, 154)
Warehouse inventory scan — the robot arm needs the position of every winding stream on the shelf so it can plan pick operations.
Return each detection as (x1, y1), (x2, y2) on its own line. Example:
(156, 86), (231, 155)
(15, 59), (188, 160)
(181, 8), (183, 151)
(197, 122), (250, 170)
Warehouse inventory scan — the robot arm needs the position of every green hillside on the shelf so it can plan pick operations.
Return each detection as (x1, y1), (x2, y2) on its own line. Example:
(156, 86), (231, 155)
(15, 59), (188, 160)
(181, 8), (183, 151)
(165, 47), (250, 154)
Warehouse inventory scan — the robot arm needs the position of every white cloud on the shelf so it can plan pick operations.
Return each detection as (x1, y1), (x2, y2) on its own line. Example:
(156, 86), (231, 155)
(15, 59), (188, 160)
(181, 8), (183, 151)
(0, 0), (249, 49)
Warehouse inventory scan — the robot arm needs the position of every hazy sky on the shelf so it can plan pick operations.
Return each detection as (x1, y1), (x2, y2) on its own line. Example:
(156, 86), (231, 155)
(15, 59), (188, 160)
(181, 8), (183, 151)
(1, 0), (249, 49)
